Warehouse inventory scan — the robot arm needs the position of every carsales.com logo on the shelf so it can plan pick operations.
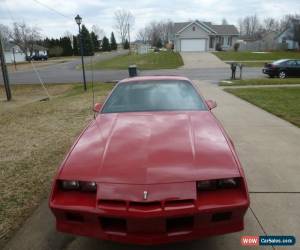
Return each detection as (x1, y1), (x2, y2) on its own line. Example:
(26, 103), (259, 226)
(241, 236), (296, 246)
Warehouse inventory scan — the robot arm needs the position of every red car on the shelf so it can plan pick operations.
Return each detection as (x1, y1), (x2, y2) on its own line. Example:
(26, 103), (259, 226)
(49, 76), (250, 245)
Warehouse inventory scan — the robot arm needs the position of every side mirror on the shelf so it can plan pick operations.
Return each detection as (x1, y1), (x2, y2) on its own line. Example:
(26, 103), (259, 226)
(93, 103), (102, 112)
(206, 100), (217, 110)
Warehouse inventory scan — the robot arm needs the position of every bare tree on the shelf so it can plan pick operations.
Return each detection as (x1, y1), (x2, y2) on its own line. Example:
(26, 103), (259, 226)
(8, 22), (42, 56)
(238, 15), (262, 39)
(136, 20), (174, 47)
(238, 18), (244, 35)
(91, 25), (105, 39)
(294, 23), (300, 47)
(279, 14), (300, 31)
(263, 17), (279, 32)
(136, 28), (148, 43)
(222, 18), (228, 25)
(249, 15), (260, 38)
(114, 9), (134, 44)
(0, 24), (10, 46)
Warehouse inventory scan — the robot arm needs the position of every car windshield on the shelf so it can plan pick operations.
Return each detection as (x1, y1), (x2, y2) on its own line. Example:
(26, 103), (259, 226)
(273, 59), (288, 65)
(101, 80), (207, 113)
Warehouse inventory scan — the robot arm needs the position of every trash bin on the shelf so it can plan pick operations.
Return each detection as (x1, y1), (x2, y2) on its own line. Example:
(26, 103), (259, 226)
(128, 65), (137, 77)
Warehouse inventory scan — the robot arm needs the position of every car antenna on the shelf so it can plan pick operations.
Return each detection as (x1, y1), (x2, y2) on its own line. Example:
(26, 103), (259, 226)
(90, 55), (96, 119)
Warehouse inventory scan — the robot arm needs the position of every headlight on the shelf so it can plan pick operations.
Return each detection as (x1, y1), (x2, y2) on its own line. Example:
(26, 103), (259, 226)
(61, 180), (80, 190)
(80, 181), (97, 192)
(60, 180), (97, 192)
(218, 178), (238, 188)
(197, 178), (238, 191)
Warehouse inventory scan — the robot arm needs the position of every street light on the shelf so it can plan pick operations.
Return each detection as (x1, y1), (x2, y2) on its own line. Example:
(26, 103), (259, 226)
(75, 14), (87, 91)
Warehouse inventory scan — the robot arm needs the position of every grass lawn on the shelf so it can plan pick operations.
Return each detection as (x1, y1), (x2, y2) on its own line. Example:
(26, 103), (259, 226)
(87, 51), (183, 70)
(0, 83), (114, 246)
(224, 87), (300, 127)
(220, 78), (300, 86)
(240, 61), (270, 67)
(213, 51), (300, 61)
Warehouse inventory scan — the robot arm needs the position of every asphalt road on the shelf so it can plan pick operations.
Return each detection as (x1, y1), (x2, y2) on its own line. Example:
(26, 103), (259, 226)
(0, 51), (264, 84)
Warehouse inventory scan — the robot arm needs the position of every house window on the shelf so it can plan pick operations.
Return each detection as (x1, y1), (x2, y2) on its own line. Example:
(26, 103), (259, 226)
(282, 37), (287, 43)
(192, 26), (196, 31)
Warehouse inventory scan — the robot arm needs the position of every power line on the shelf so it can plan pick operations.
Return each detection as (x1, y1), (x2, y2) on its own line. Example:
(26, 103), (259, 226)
(31, 0), (73, 20)
(3, 0), (17, 22)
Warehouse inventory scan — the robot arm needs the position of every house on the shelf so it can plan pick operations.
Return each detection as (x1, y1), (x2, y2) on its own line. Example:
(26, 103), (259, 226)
(238, 32), (282, 51)
(3, 43), (26, 63)
(132, 40), (151, 54)
(274, 18), (300, 50)
(172, 20), (239, 52)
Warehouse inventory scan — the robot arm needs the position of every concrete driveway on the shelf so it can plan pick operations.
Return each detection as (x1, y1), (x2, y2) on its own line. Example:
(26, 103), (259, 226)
(180, 52), (228, 69)
(4, 81), (299, 250)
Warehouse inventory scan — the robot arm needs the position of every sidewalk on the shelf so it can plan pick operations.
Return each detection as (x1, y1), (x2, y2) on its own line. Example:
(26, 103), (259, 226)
(221, 83), (300, 88)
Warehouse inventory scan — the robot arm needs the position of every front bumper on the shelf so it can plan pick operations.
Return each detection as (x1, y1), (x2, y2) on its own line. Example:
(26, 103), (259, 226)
(262, 68), (274, 75)
(50, 187), (249, 245)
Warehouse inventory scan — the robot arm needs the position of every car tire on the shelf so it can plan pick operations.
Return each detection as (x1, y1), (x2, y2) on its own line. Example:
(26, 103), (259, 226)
(268, 74), (274, 78)
(279, 71), (286, 79)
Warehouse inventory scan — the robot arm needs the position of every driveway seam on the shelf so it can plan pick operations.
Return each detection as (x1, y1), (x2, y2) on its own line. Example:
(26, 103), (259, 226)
(249, 192), (300, 194)
(249, 207), (276, 250)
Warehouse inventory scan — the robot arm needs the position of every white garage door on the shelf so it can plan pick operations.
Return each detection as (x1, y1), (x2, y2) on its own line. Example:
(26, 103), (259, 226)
(181, 39), (206, 52)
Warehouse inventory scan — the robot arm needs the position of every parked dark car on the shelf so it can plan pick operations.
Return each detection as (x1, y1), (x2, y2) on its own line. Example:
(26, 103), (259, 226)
(26, 54), (48, 61)
(263, 59), (300, 78)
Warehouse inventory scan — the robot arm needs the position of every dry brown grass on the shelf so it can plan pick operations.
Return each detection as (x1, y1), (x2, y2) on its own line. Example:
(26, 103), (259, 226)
(0, 84), (72, 113)
(0, 83), (114, 246)
(6, 57), (78, 73)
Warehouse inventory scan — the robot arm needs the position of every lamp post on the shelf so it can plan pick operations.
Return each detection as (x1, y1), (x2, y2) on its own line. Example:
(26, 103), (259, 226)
(75, 14), (87, 91)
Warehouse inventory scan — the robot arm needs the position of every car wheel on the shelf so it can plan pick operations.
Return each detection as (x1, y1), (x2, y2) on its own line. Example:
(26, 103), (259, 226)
(268, 74), (274, 78)
(279, 71), (286, 79)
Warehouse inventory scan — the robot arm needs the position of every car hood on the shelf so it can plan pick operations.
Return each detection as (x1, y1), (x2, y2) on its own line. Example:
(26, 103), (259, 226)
(59, 111), (240, 184)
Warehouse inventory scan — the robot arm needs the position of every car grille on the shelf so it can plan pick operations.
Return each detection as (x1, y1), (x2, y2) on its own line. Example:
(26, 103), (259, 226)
(99, 215), (195, 235)
(97, 199), (234, 235)
(98, 199), (195, 211)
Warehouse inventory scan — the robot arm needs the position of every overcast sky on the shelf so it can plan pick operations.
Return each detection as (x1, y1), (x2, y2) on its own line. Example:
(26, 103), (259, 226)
(0, 0), (299, 41)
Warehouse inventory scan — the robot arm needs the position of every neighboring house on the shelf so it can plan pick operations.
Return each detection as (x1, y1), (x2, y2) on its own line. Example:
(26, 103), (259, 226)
(132, 40), (151, 54)
(3, 42), (48, 63)
(275, 18), (300, 50)
(3, 43), (26, 63)
(238, 32), (284, 51)
(172, 20), (239, 52)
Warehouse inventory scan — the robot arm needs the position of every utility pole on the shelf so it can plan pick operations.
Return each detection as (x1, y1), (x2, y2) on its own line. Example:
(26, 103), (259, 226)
(0, 35), (12, 101)
(12, 48), (17, 71)
(128, 23), (131, 54)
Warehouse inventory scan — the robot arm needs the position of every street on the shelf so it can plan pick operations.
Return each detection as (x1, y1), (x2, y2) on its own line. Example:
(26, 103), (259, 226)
(0, 51), (264, 85)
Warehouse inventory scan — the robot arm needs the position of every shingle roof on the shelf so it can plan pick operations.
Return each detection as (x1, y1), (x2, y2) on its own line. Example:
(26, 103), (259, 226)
(174, 21), (239, 35)
(174, 22), (191, 33)
(208, 24), (239, 35)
